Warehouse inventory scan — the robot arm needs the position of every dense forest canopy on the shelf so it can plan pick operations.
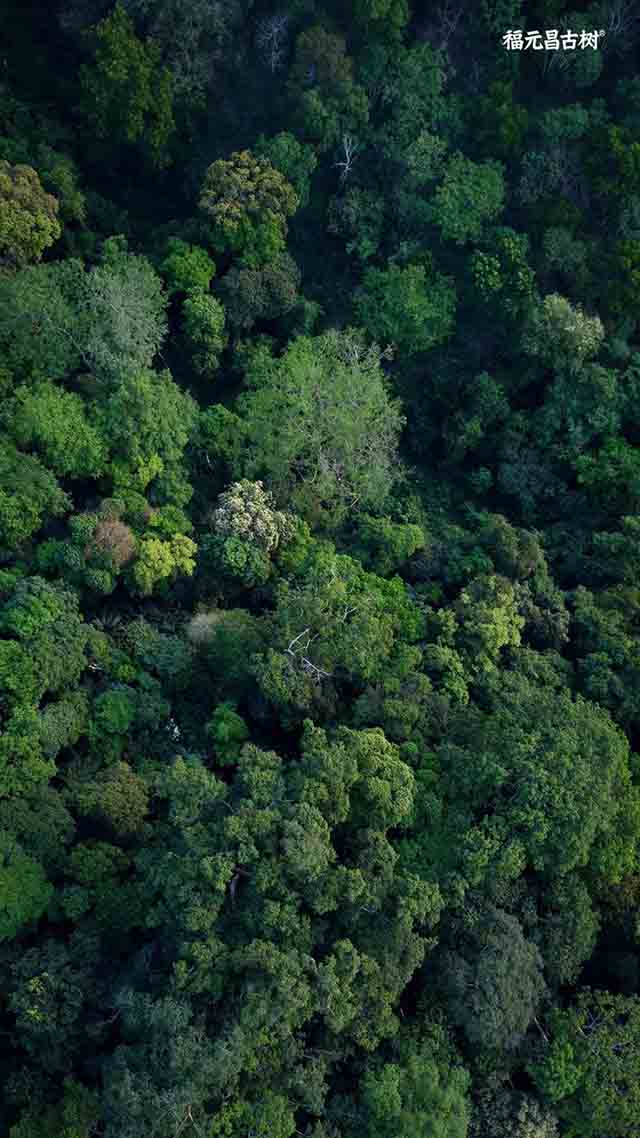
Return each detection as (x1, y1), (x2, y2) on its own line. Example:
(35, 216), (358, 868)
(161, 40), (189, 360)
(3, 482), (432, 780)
(2, 0), (640, 1135)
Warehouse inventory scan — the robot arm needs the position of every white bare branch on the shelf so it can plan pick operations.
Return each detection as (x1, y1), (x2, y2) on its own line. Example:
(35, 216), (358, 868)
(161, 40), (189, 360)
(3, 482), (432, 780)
(300, 656), (332, 682)
(605, 0), (639, 39)
(285, 628), (331, 683)
(256, 13), (289, 73)
(436, 0), (464, 51)
(334, 135), (359, 183)
(286, 628), (313, 656)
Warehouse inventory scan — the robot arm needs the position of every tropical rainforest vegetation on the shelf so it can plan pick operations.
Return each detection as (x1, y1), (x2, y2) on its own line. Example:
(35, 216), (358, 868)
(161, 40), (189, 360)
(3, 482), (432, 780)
(1, 1), (640, 1135)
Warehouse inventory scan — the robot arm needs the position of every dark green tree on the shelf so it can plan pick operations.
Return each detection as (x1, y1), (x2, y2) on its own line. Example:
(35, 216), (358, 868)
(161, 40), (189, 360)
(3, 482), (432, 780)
(80, 2), (175, 167)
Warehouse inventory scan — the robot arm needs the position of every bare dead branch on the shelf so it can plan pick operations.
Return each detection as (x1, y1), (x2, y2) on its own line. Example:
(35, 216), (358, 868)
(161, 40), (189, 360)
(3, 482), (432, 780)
(256, 13), (289, 72)
(285, 628), (332, 682)
(334, 135), (358, 183)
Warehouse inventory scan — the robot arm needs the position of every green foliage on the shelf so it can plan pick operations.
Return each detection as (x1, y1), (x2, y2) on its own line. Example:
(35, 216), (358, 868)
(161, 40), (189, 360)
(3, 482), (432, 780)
(118, 0), (248, 106)
(199, 150), (299, 266)
(0, 243), (168, 382)
(355, 515), (426, 576)
(36, 504), (138, 595)
(83, 237), (169, 380)
(206, 701), (249, 765)
(328, 187), (386, 262)
(534, 877), (599, 987)
(9, 1078), (100, 1138)
(254, 543), (424, 720)
(381, 43), (454, 163)
(402, 669), (639, 895)
(576, 439), (640, 512)
(352, 0), (410, 39)
(7, 934), (102, 1075)
(288, 26), (369, 149)
(130, 533), (197, 595)
(95, 366), (197, 501)
(0, 161), (61, 267)
(39, 691), (90, 759)
(442, 373), (510, 465)
(204, 479), (296, 586)
(479, 0), (524, 40)
(608, 238), (640, 316)
(3, 8), (640, 1135)
(470, 227), (536, 319)
(160, 237), (216, 296)
(475, 81), (529, 157)
(532, 991), (640, 1137)
(0, 835), (52, 940)
(541, 225), (591, 293)
(0, 137), (86, 227)
(587, 123), (640, 202)
(182, 290), (227, 375)
(237, 329), (404, 522)
(359, 1026), (470, 1138)
(471, 1090), (558, 1138)
(442, 907), (546, 1053)
(0, 784), (75, 874)
(454, 574), (524, 675)
(523, 293), (604, 374)
(255, 132), (318, 208)
(532, 1039), (582, 1105)
(92, 688), (137, 736)
(0, 258), (86, 379)
(7, 382), (107, 479)
(80, 1), (175, 166)
(196, 403), (247, 474)
(73, 761), (149, 837)
(210, 1093), (296, 1138)
(355, 262), (456, 355)
(0, 576), (88, 705)
(0, 440), (69, 546)
(217, 252), (300, 332)
(193, 607), (266, 697)
(431, 154), (505, 246)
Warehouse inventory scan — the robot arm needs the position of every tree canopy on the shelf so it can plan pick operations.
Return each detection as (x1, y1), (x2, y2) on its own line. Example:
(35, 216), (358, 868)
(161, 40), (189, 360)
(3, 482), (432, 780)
(2, 5), (640, 1137)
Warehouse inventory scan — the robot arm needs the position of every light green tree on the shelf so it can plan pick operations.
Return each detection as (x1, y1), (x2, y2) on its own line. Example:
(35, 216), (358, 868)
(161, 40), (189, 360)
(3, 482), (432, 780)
(359, 1026), (470, 1138)
(181, 290), (227, 375)
(160, 237), (216, 296)
(0, 835), (53, 941)
(0, 161), (61, 267)
(355, 262), (456, 355)
(0, 243), (168, 382)
(84, 237), (169, 380)
(523, 293), (604, 374)
(431, 154), (505, 245)
(8, 382), (107, 479)
(237, 329), (404, 522)
(130, 534), (197, 595)
(199, 150), (298, 266)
